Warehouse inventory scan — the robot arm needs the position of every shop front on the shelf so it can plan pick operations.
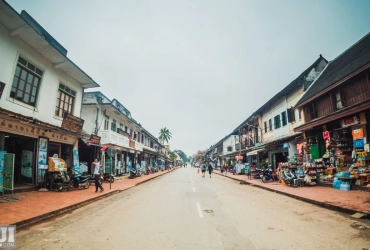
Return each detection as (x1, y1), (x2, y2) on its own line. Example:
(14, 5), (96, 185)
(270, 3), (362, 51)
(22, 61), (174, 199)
(0, 114), (79, 188)
(295, 111), (370, 189)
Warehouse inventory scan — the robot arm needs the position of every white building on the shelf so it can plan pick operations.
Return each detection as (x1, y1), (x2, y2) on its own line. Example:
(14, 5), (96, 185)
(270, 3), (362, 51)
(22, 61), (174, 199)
(81, 92), (163, 174)
(0, 2), (99, 187)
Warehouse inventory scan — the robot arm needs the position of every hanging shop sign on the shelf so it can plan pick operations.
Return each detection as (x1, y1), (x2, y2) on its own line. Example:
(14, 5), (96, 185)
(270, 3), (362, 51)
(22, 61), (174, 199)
(0, 81), (5, 100)
(89, 134), (101, 144)
(341, 115), (359, 128)
(352, 128), (364, 140)
(61, 112), (84, 134)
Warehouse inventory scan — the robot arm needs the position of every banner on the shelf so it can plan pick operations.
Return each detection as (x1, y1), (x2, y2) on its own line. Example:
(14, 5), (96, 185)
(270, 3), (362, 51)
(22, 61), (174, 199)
(0, 150), (6, 192)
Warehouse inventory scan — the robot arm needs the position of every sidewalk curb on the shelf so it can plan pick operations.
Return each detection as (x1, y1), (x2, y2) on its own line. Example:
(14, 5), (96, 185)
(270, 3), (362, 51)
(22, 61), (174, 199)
(15, 170), (172, 230)
(214, 171), (366, 216)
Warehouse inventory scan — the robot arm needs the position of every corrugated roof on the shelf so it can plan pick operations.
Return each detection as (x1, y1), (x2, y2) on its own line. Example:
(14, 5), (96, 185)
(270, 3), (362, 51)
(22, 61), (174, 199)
(295, 32), (370, 107)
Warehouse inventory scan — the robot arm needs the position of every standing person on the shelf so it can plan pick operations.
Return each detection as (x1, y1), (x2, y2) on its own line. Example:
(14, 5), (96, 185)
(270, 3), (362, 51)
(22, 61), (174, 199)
(93, 158), (104, 193)
(201, 163), (206, 177)
(208, 163), (213, 178)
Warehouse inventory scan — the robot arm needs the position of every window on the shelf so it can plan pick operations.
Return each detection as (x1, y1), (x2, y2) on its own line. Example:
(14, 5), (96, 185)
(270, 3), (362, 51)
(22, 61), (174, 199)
(287, 108), (295, 123)
(227, 146), (232, 152)
(11, 57), (43, 107)
(269, 119), (272, 131)
(274, 115), (281, 129)
(134, 132), (137, 140)
(298, 109), (302, 120)
(125, 126), (128, 132)
(55, 84), (75, 117)
(264, 121), (267, 133)
(104, 120), (109, 130)
(141, 134), (144, 143)
(336, 90), (344, 109)
(111, 119), (116, 132)
(281, 111), (287, 126)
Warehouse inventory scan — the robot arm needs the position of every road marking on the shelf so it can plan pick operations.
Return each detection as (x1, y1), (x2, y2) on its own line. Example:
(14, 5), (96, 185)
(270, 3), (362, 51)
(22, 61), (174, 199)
(197, 203), (203, 218)
(193, 187), (196, 192)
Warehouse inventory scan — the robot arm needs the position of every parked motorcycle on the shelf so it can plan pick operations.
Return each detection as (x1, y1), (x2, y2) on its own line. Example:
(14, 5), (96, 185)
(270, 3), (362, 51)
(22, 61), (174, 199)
(281, 169), (300, 188)
(261, 167), (276, 183)
(67, 170), (91, 191)
(136, 167), (142, 177)
(129, 168), (137, 179)
(103, 173), (115, 183)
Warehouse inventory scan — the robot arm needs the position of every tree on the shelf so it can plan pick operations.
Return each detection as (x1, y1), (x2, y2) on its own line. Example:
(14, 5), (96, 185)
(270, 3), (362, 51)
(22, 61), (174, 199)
(169, 152), (177, 162)
(174, 150), (187, 163)
(158, 127), (172, 144)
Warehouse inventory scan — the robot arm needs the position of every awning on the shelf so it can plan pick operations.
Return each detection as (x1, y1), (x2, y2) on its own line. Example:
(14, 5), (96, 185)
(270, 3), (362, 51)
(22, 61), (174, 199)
(246, 149), (261, 156)
(101, 145), (109, 151)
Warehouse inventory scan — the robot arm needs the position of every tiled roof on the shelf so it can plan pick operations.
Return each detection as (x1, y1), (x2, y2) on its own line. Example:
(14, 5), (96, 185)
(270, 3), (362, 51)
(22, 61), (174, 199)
(296, 32), (370, 107)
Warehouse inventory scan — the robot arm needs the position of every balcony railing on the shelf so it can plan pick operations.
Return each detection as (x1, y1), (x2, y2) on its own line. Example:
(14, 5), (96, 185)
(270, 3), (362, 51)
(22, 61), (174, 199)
(99, 130), (133, 149)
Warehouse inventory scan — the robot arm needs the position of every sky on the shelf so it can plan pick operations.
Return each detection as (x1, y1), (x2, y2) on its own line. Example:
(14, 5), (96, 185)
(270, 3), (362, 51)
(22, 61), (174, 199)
(8, 0), (370, 157)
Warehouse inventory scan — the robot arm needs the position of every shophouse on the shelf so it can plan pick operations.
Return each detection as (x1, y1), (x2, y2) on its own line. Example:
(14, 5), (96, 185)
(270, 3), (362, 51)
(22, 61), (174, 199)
(0, 2), (99, 188)
(80, 92), (143, 175)
(81, 91), (165, 174)
(294, 32), (370, 188)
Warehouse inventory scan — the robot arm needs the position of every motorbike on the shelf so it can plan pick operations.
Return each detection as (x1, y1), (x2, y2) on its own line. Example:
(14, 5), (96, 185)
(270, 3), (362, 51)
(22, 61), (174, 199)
(261, 167), (276, 183)
(280, 169), (301, 188)
(136, 167), (142, 177)
(67, 170), (91, 191)
(129, 168), (137, 178)
(103, 173), (115, 183)
(253, 168), (263, 179)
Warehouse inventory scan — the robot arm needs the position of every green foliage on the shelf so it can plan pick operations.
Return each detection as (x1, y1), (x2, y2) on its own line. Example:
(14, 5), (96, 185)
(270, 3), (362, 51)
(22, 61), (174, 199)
(174, 149), (187, 162)
(158, 127), (172, 144)
(169, 152), (176, 162)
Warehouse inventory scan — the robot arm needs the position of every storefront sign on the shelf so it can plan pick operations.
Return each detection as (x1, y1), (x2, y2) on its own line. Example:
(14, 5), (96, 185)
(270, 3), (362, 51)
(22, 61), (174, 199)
(352, 128), (364, 140)
(354, 139), (364, 149)
(341, 115), (359, 128)
(0, 150), (6, 192)
(0, 120), (75, 144)
(73, 149), (80, 172)
(89, 134), (101, 144)
(0, 81), (5, 100)
(61, 112), (84, 134)
(3, 154), (15, 190)
(37, 137), (48, 170)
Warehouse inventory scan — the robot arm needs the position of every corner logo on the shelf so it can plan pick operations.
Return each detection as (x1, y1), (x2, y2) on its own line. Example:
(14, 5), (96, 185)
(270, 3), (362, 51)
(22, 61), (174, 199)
(0, 225), (16, 248)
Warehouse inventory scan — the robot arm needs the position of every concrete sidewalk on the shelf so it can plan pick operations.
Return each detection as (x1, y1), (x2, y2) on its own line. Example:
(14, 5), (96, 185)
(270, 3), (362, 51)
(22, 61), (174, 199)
(0, 169), (176, 229)
(213, 170), (370, 217)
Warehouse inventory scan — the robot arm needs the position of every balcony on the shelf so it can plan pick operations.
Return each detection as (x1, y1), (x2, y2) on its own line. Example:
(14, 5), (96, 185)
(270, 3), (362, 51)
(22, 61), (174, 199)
(99, 130), (130, 149)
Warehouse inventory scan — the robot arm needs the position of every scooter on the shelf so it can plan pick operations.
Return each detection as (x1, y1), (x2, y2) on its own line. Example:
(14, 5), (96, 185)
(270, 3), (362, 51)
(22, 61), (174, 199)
(67, 170), (91, 191)
(281, 169), (300, 188)
(103, 173), (115, 183)
(261, 167), (276, 183)
(129, 168), (137, 179)
(136, 167), (142, 177)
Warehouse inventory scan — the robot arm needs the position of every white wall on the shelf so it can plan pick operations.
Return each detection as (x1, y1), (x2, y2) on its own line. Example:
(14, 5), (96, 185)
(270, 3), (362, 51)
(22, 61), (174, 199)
(0, 22), (83, 126)
(262, 96), (289, 142)
(222, 135), (237, 154)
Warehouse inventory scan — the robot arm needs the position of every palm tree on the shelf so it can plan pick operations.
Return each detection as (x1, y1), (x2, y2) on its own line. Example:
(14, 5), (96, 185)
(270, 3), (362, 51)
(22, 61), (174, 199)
(158, 127), (172, 144)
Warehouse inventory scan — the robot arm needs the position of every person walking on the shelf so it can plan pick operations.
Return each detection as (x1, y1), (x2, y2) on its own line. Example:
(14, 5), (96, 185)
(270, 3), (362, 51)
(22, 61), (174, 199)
(207, 163), (213, 178)
(93, 158), (104, 193)
(201, 163), (206, 177)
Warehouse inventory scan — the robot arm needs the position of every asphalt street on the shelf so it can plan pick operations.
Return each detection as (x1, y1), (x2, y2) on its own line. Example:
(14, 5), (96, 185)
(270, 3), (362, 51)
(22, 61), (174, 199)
(16, 168), (370, 250)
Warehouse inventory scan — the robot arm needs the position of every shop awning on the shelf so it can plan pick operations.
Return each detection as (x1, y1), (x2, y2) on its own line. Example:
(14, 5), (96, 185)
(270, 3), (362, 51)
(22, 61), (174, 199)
(101, 145), (109, 151)
(246, 149), (261, 156)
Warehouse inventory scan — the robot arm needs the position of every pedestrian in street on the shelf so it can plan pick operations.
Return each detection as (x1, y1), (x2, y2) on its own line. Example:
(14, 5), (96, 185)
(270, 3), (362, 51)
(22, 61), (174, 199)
(201, 163), (206, 177)
(93, 158), (104, 193)
(208, 163), (213, 178)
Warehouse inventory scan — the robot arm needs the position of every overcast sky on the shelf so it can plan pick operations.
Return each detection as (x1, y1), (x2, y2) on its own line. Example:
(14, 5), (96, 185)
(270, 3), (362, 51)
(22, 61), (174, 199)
(8, 0), (370, 157)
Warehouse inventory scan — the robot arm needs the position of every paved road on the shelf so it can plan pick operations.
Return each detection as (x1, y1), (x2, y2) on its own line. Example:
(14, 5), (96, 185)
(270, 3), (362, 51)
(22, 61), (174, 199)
(17, 168), (370, 250)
